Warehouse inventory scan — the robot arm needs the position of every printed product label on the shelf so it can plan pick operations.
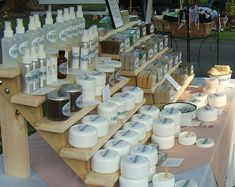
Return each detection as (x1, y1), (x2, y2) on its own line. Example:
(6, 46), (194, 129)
(67, 26), (73, 38)
(25, 71), (34, 83)
(111, 116), (118, 123)
(72, 53), (80, 60)
(73, 25), (79, 36)
(75, 95), (82, 107)
(18, 41), (29, 55)
(159, 41), (164, 51)
(34, 67), (40, 80)
(9, 44), (18, 59)
(150, 25), (154, 33)
(59, 29), (67, 42)
(59, 62), (68, 75)
(46, 30), (56, 43)
(154, 44), (158, 53)
(120, 42), (125, 52)
(148, 49), (154, 58)
(62, 102), (71, 116)
(39, 66), (47, 77)
(31, 37), (40, 47)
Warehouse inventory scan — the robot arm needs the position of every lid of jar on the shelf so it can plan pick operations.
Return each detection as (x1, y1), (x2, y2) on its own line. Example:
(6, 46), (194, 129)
(110, 96), (126, 106)
(82, 115), (108, 125)
(61, 83), (82, 93)
(96, 64), (115, 73)
(104, 59), (122, 68)
(98, 102), (118, 112)
(69, 124), (97, 137)
(47, 90), (70, 101)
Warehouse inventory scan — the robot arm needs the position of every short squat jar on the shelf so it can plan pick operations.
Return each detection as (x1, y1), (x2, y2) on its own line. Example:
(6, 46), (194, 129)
(47, 90), (70, 121)
(61, 84), (82, 112)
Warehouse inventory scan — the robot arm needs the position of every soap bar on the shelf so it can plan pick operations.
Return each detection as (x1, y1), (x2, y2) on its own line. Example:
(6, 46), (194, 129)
(100, 39), (113, 54)
(133, 23), (146, 37)
(112, 38), (125, 54)
(146, 22), (154, 35)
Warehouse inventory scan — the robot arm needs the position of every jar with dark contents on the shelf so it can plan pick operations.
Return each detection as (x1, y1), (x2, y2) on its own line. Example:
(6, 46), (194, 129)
(61, 84), (82, 112)
(104, 60), (122, 83)
(47, 90), (70, 121)
(57, 50), (68, 79)
(96, 64), (115, 85)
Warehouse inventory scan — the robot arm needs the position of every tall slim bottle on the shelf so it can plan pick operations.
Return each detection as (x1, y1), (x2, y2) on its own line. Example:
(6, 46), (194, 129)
(31, 46), (40, 91)
(34, 14), (44, 48)
(76, 5), (85, 43)
(69, 7), (77, 46)
(26, 16), (40, 49)
(55, 9), (67, 51)
(1, 21), (18, 64)
(38, 45), (47, 88)
(64, 8), (73, 47)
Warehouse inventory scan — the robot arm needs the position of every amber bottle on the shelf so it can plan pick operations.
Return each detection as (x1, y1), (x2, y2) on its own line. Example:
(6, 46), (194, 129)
(57, 50), (68, 79)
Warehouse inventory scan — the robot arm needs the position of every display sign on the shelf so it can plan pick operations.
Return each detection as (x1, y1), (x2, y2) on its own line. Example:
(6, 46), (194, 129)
(105, 0), (124, 28)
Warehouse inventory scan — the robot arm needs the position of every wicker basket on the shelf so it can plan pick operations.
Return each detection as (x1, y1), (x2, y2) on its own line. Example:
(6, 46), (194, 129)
(153, 16), (213, 37)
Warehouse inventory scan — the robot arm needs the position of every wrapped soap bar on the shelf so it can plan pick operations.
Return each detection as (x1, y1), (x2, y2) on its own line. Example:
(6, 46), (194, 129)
(163, 35), (169, 48)
(129, 52), (140, 71)
(147, 39), (158, 54)
(100, 39), (113, 54)
(146, 22), (154, 35)
(129, 27), (140, 39)
(121, 30), (137, 46)
(134, 22), (146, 37)
(113, 33), (130, 49)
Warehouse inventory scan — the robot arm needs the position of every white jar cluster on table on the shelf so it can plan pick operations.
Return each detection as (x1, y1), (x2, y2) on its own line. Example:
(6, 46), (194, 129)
(119, 155), (150, 187)
(152, 172), (175, 187)
(151, 118), (175, 150)
(98, 102), (118, 125)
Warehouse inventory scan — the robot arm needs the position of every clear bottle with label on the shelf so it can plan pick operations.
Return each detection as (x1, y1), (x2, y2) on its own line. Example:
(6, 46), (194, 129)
(38, 45), (47, 88)
(31, 46), (40, 91)
(76, 5), (85, 41)
(55, 9), (67, 50)
(15, 18), (29, 62)
(43, 11), (56, 56)
(64, 8), (73, 46)
(69, 7), (78, 45)
(1, 21), (18, 64)
(26, 16), (40, 49)
(21, 48), (34, 94)
(34, 14), (44, 48)
(57, 50), (68, 79)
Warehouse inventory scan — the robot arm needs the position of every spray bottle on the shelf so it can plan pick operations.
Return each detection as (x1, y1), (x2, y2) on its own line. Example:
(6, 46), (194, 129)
(15, 18), (29, 62)
(80, 30), (89, 70)
(55, 9), (67, 51)
(34, 14), (44, 48)
(21, 48), (34, 94)
(69, 7), (77, 45)
(38, 45), (47, 88)
(76, 5), (85, 41)
(43, 11), (57, 56)
(26, 16), (40, 49)
(1, 21), (18, 64)
(64, 8), (73, 46)
(31, 46), (40, 91)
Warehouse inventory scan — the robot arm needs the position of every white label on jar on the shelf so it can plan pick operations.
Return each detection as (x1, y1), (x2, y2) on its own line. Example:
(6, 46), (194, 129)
(120, 42), (125, 52)
(9, 44), (18, 59)
(148, 49), (154, 58)
(150, 24), (154, 33)
(142, 27), (146, 36)
(59, 29), (67, 41)
(159, 41), (164, 51)
(25, 71), (34, 83)
(31, 37), (40, 47)
(59, 62), (68, 74)
(154, 44), (158, 53)
(46, 30), (56, 43)
(75, 95), (82, 107)
(62, 102), (71, 116)
(18, 41), (29, 55)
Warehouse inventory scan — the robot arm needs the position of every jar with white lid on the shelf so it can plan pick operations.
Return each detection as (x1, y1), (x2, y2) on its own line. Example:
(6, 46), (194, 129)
(47, 90), (70, 121)
(68, 124), (98, 148)
(98, 102), (118, 125)
(104, 59), (122, 82)
(110, 96), (127, 119)
(113, 92), (135, 111)
(119, 176), (148, 187)
(139, 105), (160, 119)
(90, 71), (106, 96)
(81, 115), (109, 137)
(122, 86), (144, 104)
(191, 92), (208, 106)
(61, 83), (82, 112)
(152, 172), (175, 187)
(104, 139), (130, 157)
(153, 118), (176, 137)
(96, 63), (115, 85)
(151, 134), (175, 150)
(123, 121), (146, 141)
(131, 113), (153, 131)
(114, 129), (139, 146)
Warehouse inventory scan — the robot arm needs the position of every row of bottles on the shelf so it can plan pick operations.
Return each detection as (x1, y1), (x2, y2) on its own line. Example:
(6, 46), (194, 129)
(1, 5), (85, 64)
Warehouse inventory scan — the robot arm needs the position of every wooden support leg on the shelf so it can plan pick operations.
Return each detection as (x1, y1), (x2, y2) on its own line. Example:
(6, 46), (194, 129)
(0, 93), (30, 178)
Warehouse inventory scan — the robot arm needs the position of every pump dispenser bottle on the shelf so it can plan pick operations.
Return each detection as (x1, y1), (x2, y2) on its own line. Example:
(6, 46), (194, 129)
(1, 21), (18, 64)
(26, 16), (40, 49)
(15, 18), (29, 62)
(31, 46), (40, 91)
(38, 45), (47, 88)
(43, 11), (57, 55)
(34, 14), (44, 47)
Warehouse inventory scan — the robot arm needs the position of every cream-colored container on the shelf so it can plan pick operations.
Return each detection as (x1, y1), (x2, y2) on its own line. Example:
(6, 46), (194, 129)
(91, 149), (120, 174)
(123, 121), (146, 141)
(139, 105), (160, 119)
(91, 71), (106, 96)
(196, 106), (217, 122)
(81, 115), (109, 137)
(208, 93), (227, 107)
(178, 131), (197, 146)
(96, 63), (115, 85)
(152, 172), (175, 187)
(110, 96), (127, 119)
(104, 59), (122, 82)
(151, 134), (175, 150)
(130, 144), (158, 166)
(68, 124), (98, 148)
(114, 129), (139, 146)
(120, 155), (150, 179)
(131, 113), (153, 131)
(104, 139), (130, 158)
(191, 92), (208, 106)
(98, 102), (118, 125)
(122, 86), (144, 104)
(113, 92), (135, 111)
(119, 176), (148, 187)
(153, 118), (175, 137)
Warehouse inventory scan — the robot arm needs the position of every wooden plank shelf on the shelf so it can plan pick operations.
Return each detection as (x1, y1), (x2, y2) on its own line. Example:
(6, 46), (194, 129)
(99, 20), (140, 42)
(84, 131), (152, 187)
(110, 78), (129, 95)
(143, 63), (180, 94)
(60, 99), (146, 161)
(121, 47), (169, 77)
(0, 64), (21, 78)
(11, 93), (46, 107)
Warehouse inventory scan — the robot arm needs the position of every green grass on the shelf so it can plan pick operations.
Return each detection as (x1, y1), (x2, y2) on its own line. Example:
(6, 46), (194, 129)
(219, 31), (235, 40)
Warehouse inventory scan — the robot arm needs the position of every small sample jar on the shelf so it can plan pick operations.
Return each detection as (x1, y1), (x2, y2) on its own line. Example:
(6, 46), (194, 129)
(122, 86), (144, 104)
(98, 102), (118, 125)
(96, 64), (115, 85)
(104, 59), (122, 82)
(139, 105), (160, 119)
(153, 118), (176, 137)
(114, 129), (139, 146)
(61, 84), (82, 112)
(47, 90), (70, 121)
(178, 131), (197, 146)
(110, 96), (127, 119)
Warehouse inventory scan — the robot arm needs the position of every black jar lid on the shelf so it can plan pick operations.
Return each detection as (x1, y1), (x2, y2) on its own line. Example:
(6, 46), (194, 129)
(47, 90), (70, 101)
(61, 83), (82, 93)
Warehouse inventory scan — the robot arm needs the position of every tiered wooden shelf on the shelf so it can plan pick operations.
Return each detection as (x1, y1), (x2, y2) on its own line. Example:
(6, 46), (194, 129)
(85, 131), (152, 187)
(60, 99), (146, 161)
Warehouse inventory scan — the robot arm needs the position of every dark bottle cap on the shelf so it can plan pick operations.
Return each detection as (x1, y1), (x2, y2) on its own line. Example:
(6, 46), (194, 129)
(59, 50), (65, 56)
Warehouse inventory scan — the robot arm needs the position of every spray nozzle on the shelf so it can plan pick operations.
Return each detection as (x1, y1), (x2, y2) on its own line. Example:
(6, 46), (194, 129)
(23, 48), (32, 64)
(16, 18), (25, 34)
(28, 16), (36, 30)
(4, 21), (13, 37)
(56, 9), (64, 23)
(45, 11), (53, 24)
(69, 7), (75, 19)
(38, 45), (46, 59)
(34, 14), (42, 28)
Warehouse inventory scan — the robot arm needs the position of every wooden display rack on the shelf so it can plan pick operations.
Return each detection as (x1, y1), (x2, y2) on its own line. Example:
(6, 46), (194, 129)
(0, 64), (150, 187)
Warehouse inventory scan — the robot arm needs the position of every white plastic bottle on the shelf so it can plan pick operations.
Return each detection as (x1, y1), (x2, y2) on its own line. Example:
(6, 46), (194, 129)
(26, 16), (40, 49)
(34, 14), (44, 48)
(76, 5), (86, 40)
(38, 45), (47, 88)
(64, 8), (73, 46)
(1, 21), (18, 64)
(43, 11), (57, 55)
(55, 9), (67, 51)
(69, 7), (78, 45)
(15, 18), (29, 62)
(31, 46), (40, 91)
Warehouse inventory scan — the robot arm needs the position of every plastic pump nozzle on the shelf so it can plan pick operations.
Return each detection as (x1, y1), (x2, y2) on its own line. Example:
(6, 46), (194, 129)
(16, 18), (25, 34)
(4, 21), (13, 37)
(28, 16), (36, 30)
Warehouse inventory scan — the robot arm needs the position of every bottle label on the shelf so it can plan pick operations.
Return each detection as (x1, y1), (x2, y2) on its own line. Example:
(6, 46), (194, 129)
(62, 102), (71, 117)
(72, 53), (79, 60)
(9, 44), (18, 59)
(80, 56), (88, 70)
(31, 37), (40, 47)
(154, 44), (158, 53)
(46, 30), (56, 43)
(75, 95), (82, 107)
(59, 29), (67, 42)
(59, 62), (68, 75)
(18, 41), (29, 55)
(148, 49), (154, 58)
(159, 41), (164, 51)
(25, 70), (34, 83)
(78, 23), (85, 35)
(39, 65), (47, 77)
(67, 26), (73, 38)
(73, 25), (79, 36)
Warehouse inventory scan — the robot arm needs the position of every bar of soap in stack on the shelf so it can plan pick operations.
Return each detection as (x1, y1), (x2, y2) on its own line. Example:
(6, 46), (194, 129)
(114, 129), (139, 146)
(123, 121), (146, 141)
(139, 105), (160, 119)
(196, 106), (217, 122)
(104, 139), (131, 157)
(208, 93), (227, 107)
(122, 86), (144, 104)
